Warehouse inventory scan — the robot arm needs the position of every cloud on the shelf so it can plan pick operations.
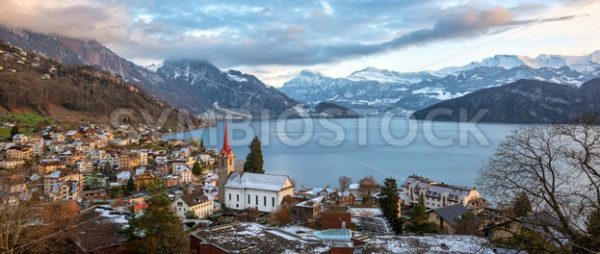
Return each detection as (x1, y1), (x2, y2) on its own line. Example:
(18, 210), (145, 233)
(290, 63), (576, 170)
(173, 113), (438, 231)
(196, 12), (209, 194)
(127, 6), (574, 67)
(0, 0), (581, 68)
(0, 0), (131, 44)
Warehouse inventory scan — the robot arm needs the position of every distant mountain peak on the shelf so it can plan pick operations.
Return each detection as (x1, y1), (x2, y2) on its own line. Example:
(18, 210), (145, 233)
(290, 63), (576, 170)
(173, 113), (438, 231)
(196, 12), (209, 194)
(347, 67), (436, 84)
(436, 50), (600, 75)
(298, 69), (323, 76)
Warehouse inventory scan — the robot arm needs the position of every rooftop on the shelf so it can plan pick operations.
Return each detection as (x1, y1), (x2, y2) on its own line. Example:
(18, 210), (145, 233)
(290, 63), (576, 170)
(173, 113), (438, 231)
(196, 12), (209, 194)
(224, 172), (293, 191)
(180, 190), (210, 207)
(429, 204), (470, 226)
(192, 223), (330, 253)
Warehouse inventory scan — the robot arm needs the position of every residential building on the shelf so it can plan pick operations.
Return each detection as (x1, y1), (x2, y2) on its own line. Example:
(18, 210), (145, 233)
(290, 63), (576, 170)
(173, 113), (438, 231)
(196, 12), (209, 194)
(292, 196), (323, 222)
(76, 160), (94, 174)
(52, 133), (65, 143)
(12, 134), (28, 144)
(174, 165), (192, 184)
(320, 206), (352, 229)
(29, 136), (44, 155)
(426, 204), (477, 234)
(5, 146), (32, 161)
(118, 152), (140, 169)
(136, 151), (148, 166)
(0, 175), (30, 204)
(38, 159), (64, 174)
(43, 169), (84, 201)
(329, 190), (355, 206)
(0, 160), (25, 169)
(401, 175), (481, 209)
(197, 153), (214, 165)
(172, 190), (214, 219)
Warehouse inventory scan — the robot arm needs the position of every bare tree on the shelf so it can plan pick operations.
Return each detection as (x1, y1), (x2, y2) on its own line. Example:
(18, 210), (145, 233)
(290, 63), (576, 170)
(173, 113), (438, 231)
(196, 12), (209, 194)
(358, 175), (378, 194)
(338, 176), (352, 192)
(478, 124), (600, 252)
(0, 201), (76, 254)
(270, 205), (291, 226)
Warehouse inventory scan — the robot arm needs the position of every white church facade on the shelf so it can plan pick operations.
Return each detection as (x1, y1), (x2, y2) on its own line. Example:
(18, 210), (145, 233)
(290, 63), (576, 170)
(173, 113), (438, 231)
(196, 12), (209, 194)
(224, 172), (294, 212)
(216, 119), (294, 213)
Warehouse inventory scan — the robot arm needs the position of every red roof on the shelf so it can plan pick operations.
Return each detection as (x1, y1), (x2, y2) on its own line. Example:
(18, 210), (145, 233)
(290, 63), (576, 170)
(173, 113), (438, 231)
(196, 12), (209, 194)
(220, 118), (234, 157)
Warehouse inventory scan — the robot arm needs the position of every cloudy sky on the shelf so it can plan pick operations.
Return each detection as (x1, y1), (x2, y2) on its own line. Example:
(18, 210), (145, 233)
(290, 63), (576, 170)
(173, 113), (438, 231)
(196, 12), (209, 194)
(0, 0), (599, 86)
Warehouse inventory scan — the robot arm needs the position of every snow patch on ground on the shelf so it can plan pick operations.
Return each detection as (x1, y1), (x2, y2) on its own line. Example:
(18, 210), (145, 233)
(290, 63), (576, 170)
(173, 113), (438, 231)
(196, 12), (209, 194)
(366, 235), (495, 253)
(94, 208), (128, 224)
(412, 87), (469, 100)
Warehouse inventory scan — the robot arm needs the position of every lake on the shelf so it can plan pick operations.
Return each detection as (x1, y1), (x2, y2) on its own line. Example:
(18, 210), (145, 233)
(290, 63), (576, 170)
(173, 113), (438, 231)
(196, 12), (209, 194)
(163, 117), (521, 188)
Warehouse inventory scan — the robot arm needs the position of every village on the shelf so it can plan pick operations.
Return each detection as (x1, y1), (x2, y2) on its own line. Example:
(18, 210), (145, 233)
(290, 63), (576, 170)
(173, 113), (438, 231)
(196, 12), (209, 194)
(0, 119), (538, 254)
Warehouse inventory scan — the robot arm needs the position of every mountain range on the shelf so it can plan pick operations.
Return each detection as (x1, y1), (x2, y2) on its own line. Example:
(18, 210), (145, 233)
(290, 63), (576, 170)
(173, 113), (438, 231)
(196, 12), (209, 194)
(280, 53), (600, 113)
(3, 26), (600, 123)
(0, 26), (297, 118)
(412, 78), (600, 124)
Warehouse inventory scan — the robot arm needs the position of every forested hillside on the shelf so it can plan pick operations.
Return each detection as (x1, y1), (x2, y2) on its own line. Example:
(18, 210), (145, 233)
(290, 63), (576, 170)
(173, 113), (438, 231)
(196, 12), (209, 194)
(0, 40), (198, 129)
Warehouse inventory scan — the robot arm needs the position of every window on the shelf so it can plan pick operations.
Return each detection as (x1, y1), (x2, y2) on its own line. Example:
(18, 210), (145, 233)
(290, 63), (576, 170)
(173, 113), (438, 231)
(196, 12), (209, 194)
(263, 196), (266, 206)
(177, 202), (183, 207)
(272, 197), (275, 207)
(256, 195), (258, 205)
(248, 194), (250, 204)
(229, 193), (231, 201)
(237, 194), (239, 202)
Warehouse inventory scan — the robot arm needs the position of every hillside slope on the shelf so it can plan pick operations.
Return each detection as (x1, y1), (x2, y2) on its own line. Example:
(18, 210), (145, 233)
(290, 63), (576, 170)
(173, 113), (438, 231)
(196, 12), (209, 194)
(0, 40), (196, 128)
(411, 79), (600, 124)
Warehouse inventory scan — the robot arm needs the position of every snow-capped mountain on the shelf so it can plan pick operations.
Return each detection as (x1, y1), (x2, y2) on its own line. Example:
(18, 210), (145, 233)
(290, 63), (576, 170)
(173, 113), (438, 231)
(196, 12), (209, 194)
(0, 26), (299, 117)
(347, 67), (439, 84)
(436, 51), (600, 75)
(280, 62), (598, 113)
(157, 59), (297, 117)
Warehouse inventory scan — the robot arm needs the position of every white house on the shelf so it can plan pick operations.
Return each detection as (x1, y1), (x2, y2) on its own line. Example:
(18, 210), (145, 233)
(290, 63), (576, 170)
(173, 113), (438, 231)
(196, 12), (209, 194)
(174, 165), (192, 184)
(171, 190), (214, 219)
(223, 172), (294, 213)
(197, 153), (214, 165)
(12, 134), (28, 144)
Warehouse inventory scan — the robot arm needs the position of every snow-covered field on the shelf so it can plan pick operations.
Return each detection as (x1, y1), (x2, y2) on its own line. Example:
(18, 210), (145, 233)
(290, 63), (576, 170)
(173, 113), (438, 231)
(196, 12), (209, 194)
(364, 235), (495, 254)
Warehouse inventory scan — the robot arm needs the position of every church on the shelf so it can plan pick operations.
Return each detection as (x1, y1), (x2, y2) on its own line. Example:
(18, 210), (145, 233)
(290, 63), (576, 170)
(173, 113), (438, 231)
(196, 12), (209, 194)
(217, 120), (294, 213)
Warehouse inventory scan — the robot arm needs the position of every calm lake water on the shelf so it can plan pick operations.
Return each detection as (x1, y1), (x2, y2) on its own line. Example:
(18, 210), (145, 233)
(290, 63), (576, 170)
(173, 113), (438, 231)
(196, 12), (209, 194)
(163, 117), (521, 188)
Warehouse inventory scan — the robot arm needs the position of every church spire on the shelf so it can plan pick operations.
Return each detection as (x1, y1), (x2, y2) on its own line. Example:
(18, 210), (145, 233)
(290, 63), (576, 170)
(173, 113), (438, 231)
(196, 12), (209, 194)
(220, 116), (233, 157)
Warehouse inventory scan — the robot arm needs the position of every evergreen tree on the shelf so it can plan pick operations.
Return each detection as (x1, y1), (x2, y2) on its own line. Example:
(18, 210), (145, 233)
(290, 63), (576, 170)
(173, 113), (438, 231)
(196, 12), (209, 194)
(379, 178), (402, 234)
(405, 195), (438, 234)
(126, 175), (136, 194)
(104, 162), (117, 182)
(244, 136), (264, 173)
(123, 180), (188, 253)
(10, 125), (19, 137)
(512, 191), (532, 218)
(199, 138), (205, 152)
(192, 161), (202, 175)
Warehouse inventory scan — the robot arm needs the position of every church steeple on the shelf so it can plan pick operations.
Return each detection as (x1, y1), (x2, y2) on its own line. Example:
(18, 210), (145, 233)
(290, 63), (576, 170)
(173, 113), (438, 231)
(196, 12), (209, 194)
(220, 118), (233, 157)
(217, 117), (236, 203)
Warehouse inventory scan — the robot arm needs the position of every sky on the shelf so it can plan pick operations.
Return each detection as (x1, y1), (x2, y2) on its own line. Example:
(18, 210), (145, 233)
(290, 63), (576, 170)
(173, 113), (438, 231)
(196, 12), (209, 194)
(0, 0), (599, 86)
